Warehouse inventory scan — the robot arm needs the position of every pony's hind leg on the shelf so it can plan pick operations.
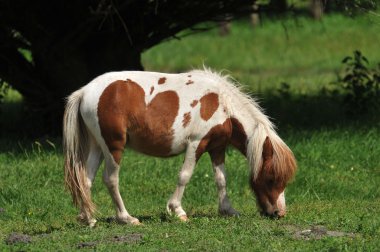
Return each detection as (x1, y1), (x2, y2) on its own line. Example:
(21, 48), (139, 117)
(103, 155), (140, 225)
(102, 134), (140, 225)
(78, 137), (103, 227)
(209, 148), (240, 216)
(167, 142), (199, 221)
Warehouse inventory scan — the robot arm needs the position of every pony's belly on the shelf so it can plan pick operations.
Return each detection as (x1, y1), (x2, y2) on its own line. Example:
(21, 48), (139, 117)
(126, 132), (185, 157)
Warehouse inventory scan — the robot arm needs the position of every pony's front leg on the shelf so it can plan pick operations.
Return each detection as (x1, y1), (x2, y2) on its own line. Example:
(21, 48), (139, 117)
(167, 142), (198, 221)
(209, 149), (240, 216)
(103, 153), (140, 225)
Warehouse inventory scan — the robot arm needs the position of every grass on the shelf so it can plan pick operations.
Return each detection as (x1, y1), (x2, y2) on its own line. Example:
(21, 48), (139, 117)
(1, 13), (380, 251)
(0, 130), (379, 251)
(0, 132), (379, 251)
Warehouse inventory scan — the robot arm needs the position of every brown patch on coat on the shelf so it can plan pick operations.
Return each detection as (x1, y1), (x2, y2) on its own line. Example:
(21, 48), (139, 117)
(195, 117), (247, 163)
(230, 118), (247, 155)
(187, 75), (192, 78)
(195, 119), (232, 161)
(158, 77), (166, 85)
(182, 112), (191, 128)
(209, 147), (226, 166)
(128, 90), (179, 156)
(98, 80), (141, 164)
(199, 92), (219, 121)
(190, 100), (198, 107)
(97, 79), (179, 161)
(150, 86), (154, 95)
(186, 80), (194, 85)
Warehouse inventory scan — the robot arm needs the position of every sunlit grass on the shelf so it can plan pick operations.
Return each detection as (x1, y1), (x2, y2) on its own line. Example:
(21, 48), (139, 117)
(1, 13), (380, 251)
(0, 129), (379, 250)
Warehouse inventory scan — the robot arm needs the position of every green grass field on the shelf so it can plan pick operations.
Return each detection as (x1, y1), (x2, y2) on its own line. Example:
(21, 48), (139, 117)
(1, 13), (380, 251)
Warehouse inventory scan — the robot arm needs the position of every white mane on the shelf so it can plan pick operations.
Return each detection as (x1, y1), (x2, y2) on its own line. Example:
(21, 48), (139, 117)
(189, 68), (274, 127)
(189, 68), (288, 180)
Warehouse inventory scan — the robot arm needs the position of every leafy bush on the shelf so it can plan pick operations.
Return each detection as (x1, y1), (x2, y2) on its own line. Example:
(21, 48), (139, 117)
(327, 0), (378, 15)
(277, 82), (292, 99)
(0, 80), (9, 113)
(335, 50), (380, 115)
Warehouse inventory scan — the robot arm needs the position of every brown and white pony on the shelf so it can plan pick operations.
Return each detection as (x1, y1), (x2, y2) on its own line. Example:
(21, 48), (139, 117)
(63, 69), (296, 227)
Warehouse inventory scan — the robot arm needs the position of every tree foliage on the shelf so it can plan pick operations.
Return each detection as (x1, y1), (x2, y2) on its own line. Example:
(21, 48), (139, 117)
(0, 0), (254, 134)
(330, 0), (378, 14)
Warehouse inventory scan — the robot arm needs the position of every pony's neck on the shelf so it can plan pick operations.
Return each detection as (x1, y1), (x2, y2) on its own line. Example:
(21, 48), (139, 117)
(226, 97), (275, 175)
(207, 69), (275, 157)
(228, 101), (272, 141)
(228, 107), (262, 158)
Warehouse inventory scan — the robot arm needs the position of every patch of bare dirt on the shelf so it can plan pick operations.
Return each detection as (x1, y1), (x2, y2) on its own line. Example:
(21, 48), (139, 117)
(5, 233), (32, 245)
(293, 225), (356, 240)
(77, 241), (98, 249)
(77, 233), (143, 249)
(110, 233), (143, 243)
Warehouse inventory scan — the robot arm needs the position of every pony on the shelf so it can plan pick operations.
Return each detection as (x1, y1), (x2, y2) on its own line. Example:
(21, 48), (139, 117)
(63, 69), (297, 227)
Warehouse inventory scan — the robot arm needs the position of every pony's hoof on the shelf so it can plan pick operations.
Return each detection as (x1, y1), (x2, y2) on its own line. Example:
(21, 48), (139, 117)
(219, 208), (240, 217)
(179, 215), (189, 222)
(116, 216), (141, 225)
(77, 213), (97, 227)
(88, 219), (97, 228)
(131, 219), (142, 225)
(77, 213), (86, 222)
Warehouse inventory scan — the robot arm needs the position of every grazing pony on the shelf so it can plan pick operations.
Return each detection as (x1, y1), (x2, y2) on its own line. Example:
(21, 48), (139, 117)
(63, 69), (296, 226)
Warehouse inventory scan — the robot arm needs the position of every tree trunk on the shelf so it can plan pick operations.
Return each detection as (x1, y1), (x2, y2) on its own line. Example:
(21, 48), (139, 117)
(311, 0), (324, 20)
(218, 21), (231, 36)
(250, 3), (260, 27)
(6, 40), (143, 136)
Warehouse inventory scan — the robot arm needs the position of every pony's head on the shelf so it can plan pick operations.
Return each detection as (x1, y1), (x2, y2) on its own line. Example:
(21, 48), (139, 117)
(249, 137), (297, 218)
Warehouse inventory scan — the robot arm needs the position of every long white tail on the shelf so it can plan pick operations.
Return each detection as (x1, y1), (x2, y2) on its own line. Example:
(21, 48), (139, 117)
(63, 89), (95, 217)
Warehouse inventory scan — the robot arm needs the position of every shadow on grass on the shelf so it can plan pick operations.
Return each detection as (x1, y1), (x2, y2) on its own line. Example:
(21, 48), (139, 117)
(96, 212), (233, 225)
(97, 214), (165, 224)
(260, 92), (380, 133)
(1, 92), (379, 152)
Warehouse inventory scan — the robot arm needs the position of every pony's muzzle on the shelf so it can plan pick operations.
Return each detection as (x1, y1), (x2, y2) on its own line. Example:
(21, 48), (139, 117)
(261, 209), (283, 219)
(273, 210), (280, 218)
(259, 191), (286, 219)
(276, 191), (286, 217)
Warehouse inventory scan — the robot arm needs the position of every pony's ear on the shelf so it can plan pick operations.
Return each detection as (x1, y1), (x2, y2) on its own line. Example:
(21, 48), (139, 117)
(269, 135), (297, 185)
(262, 137), (274, 173)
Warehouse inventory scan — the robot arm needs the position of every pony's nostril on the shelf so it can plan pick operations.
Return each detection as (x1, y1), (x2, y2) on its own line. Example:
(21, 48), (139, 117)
(270, 210), (280, 219)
